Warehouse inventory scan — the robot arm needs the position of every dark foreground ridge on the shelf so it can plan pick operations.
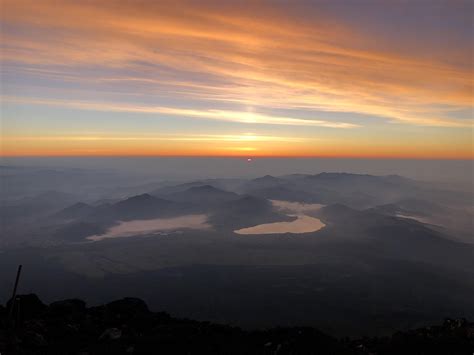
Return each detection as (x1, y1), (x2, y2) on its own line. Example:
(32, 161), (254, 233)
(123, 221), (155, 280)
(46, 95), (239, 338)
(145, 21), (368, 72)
(1, 294), (473, 354)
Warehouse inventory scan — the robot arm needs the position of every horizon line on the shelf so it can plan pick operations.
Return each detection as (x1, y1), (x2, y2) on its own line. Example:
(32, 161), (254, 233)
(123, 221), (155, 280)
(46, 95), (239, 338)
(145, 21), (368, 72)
(1, 155), (473, 161)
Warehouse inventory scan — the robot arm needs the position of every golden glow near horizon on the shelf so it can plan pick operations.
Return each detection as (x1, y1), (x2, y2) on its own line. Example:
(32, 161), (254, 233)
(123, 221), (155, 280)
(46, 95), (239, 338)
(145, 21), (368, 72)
(0, 0), (473, 158)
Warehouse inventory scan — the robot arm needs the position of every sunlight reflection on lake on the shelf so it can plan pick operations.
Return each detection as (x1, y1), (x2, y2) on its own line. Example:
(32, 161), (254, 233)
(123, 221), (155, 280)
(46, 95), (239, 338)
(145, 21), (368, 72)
(235, 200), (326, 235)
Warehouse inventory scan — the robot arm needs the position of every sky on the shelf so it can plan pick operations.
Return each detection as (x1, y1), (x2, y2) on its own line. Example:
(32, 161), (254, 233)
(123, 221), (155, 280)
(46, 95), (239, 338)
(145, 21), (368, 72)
(1, 0), (473, 158)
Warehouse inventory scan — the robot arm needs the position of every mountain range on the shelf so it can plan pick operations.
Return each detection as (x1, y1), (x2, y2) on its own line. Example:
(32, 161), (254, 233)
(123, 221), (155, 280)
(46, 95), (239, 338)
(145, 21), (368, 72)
(1, 171), (472, 336)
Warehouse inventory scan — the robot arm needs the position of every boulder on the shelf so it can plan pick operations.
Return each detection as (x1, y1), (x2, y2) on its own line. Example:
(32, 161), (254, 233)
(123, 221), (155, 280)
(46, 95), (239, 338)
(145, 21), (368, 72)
(99, 327), (122, 340)
(6, 294), (47, 320)
(106, 298), (149, 317)
(49, 299), (86, 316)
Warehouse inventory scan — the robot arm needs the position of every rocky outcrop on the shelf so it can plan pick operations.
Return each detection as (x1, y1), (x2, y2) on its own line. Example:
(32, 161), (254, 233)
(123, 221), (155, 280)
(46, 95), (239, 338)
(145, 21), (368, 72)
(1, 294), (473, 354)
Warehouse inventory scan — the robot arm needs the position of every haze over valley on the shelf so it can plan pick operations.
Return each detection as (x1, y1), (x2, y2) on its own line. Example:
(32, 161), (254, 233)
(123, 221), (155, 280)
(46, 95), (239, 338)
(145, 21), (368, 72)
(1, 159), (472, 336)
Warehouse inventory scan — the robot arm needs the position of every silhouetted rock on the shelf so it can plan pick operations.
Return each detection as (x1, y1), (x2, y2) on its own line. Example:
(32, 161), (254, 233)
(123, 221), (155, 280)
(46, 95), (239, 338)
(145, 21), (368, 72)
(354, 317), (474, 354)
(6, 294), (47, 320)
(49, 299), (86, 316)
(99, 327), (122, 340)
(106, 297), (149, 316)
(1, 294), (472, 354)
(23, 330), (48, 347)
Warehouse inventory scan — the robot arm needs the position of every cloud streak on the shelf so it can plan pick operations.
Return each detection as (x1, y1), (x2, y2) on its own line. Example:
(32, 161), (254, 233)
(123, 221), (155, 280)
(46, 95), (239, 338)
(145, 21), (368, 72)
(0, 0), (472, 157)
(3, 133), (307, 143)
(2, 96), (358, 128)
(1, 1), (472, 127)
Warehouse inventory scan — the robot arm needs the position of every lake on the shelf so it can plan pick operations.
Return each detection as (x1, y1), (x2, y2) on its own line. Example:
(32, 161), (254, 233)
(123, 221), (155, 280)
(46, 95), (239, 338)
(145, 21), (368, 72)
(234, 200), (326, 235)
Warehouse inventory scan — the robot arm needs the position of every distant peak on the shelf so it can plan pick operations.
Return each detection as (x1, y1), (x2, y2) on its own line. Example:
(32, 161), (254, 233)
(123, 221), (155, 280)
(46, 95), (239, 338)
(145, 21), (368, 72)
(253, 175), (278, 181)
(119, 193), (159, 204)
(54, 201), (93, 218)
(188, 184), (218, 191)
(307, 172), (376, 180)
(128, 193), (153, 199)
(114, 193), (172, 211)
(61, 202), (91, 211)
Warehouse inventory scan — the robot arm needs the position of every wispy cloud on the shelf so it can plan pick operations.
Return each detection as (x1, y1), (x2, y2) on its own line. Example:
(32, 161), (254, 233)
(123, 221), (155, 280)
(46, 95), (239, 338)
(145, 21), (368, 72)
(3, 133), (307, 143)
(2, 96), (358, 128)
(1, 0), (472, 129)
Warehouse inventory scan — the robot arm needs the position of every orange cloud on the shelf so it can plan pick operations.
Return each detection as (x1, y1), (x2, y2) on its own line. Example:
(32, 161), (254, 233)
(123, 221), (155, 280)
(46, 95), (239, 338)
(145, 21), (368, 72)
(1, 0), (472, 128)
(1, 0), (473, 159)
